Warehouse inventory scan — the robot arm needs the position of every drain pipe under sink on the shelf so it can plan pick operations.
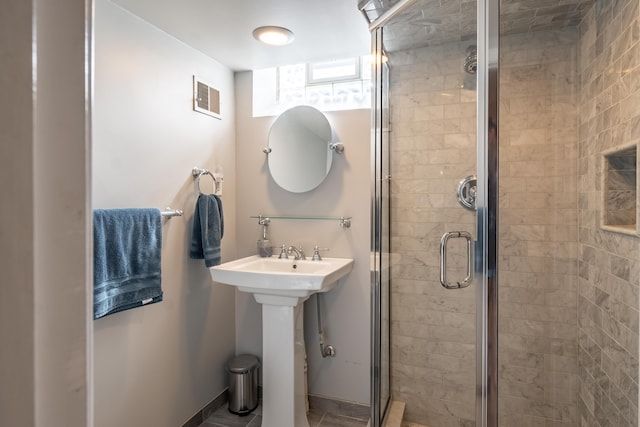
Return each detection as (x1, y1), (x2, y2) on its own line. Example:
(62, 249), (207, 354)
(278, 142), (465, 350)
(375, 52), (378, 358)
(304, 293), (335, 414)
(316, 293), (336, 358)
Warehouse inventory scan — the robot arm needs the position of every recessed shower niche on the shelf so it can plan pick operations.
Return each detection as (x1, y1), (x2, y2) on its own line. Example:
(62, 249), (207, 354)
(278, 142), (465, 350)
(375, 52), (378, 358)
(602, 144), (638, 235)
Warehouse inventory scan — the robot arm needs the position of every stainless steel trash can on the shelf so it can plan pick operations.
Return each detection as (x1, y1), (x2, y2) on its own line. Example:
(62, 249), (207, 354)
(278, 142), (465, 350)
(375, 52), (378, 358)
(226, 354), (259, 415)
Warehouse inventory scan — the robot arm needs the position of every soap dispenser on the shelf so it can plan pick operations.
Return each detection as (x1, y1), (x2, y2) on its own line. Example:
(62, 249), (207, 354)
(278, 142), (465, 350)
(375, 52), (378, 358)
(257, 217), (273, 257)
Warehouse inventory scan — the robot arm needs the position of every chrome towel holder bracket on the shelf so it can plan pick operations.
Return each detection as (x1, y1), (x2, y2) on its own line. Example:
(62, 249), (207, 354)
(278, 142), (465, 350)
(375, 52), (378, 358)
(192, 166), (223, 196)
(161, 207), (184, 218)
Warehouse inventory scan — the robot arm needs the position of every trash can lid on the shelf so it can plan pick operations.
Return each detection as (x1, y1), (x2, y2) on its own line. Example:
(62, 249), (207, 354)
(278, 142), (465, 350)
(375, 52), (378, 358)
(226, 354), (260, 374)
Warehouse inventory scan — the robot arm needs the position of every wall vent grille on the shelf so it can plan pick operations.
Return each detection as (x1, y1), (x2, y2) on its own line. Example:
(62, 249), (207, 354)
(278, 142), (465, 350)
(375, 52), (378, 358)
(193, 76), (221, 119)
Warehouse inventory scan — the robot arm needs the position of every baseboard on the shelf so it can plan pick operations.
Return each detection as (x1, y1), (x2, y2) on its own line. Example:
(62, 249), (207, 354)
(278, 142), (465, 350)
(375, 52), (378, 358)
(308, 393), (370, 420)
(181, 386), (265, 427)
(180, 389), (228, 427)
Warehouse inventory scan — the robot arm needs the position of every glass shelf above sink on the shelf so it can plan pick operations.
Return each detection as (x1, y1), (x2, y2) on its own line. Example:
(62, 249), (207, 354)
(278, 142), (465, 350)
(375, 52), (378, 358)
(251, 214), (352, 228)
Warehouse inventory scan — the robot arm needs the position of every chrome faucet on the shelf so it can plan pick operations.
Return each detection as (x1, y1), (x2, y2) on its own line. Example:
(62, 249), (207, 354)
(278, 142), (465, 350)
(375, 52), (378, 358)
(286, 245), (306, 260)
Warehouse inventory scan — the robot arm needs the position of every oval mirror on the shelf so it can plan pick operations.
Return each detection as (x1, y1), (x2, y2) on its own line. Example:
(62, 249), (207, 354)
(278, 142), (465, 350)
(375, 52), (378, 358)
(267, 105), (333, 193)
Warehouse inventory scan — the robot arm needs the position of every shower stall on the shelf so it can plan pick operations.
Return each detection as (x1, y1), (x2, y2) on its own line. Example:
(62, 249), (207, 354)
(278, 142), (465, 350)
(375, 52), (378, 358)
(363, 0), (640, 426)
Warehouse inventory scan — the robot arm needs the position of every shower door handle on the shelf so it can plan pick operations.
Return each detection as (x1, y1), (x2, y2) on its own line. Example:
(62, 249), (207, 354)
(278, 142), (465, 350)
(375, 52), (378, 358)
(439, 231), (474, 289)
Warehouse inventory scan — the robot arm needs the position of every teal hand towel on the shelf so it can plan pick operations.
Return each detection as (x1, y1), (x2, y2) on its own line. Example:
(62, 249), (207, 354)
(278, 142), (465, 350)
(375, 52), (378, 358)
(93, 208), (163, 319)
(190, 194), (224, 267)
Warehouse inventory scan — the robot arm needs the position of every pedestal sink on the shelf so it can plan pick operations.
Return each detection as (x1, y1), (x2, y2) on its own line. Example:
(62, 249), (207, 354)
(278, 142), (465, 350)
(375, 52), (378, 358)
(209, 255), (354, 427)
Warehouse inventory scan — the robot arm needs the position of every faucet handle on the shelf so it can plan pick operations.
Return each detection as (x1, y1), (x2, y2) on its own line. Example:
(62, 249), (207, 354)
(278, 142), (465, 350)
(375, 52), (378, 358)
(278, 244), (288, 259)
(312, 246), (329, 261)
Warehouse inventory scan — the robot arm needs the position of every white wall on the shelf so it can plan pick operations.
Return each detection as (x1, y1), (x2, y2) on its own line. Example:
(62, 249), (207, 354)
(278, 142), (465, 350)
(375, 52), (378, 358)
(234, 71), (371, 404)
(1, 3), (37, 424)
(1, 2), (371, 423)
(93, 1), (237, 426)
(1, 0), (92, 426)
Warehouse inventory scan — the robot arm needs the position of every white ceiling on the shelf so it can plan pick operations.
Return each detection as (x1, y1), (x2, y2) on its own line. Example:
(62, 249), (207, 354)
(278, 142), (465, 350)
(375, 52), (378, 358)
(112, 0), (372, 71)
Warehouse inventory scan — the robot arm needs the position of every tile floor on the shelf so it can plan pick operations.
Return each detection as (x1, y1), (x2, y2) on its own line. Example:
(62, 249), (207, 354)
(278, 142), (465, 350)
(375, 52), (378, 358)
(198, 401), (369, 427)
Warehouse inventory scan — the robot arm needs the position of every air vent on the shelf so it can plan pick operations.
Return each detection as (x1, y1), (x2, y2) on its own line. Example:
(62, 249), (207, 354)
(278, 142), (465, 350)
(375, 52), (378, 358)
(193, 76), (221, 119)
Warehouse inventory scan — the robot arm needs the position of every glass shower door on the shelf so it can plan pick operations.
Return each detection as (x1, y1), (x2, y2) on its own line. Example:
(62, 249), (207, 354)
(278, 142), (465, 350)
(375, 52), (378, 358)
(496, 4), (580, 426)
(383, 32), (480, 423)
(368, 0), (605, 425)
(366, 0), (499, 425)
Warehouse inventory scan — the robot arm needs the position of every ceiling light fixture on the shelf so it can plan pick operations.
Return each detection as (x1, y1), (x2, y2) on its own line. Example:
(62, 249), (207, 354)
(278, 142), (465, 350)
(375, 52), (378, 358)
(252, 26), (295, 46)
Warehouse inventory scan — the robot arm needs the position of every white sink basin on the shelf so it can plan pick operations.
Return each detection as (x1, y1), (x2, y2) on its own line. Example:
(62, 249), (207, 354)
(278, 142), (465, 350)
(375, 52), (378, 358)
(209, 255), (354, 299)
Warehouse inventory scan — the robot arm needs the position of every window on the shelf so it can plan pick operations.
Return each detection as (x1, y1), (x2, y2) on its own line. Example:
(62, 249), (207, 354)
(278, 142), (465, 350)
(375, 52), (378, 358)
(253, 56), (371, 117)
(307, 57), (361, 84)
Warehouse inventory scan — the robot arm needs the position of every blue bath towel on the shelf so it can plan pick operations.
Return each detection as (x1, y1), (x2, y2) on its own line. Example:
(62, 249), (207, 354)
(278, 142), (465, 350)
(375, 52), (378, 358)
(93, 208), (163, 319)
(190, 194), (224, 267)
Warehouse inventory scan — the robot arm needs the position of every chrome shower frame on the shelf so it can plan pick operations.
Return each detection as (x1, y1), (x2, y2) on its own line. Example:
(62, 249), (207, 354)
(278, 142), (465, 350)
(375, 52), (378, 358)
(367, 0), (500, 425)
(369, 23), (391, 427)
(475, 0), (500, 424)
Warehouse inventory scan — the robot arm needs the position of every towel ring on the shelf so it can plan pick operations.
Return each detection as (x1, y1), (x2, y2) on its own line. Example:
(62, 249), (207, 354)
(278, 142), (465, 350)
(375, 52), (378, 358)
(196, 171), (216, 195)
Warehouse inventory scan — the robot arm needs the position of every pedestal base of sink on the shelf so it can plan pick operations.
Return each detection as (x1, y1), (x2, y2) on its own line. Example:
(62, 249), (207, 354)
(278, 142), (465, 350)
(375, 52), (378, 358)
(255, 294), (310, 427)
(207, 255), (355, 427)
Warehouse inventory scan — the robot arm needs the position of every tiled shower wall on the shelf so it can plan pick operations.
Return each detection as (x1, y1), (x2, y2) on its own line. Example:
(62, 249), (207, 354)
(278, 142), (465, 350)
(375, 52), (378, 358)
(389, 41), (478, 427)
(577, 0), (640, 425)
(498, 29), (579, 426)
